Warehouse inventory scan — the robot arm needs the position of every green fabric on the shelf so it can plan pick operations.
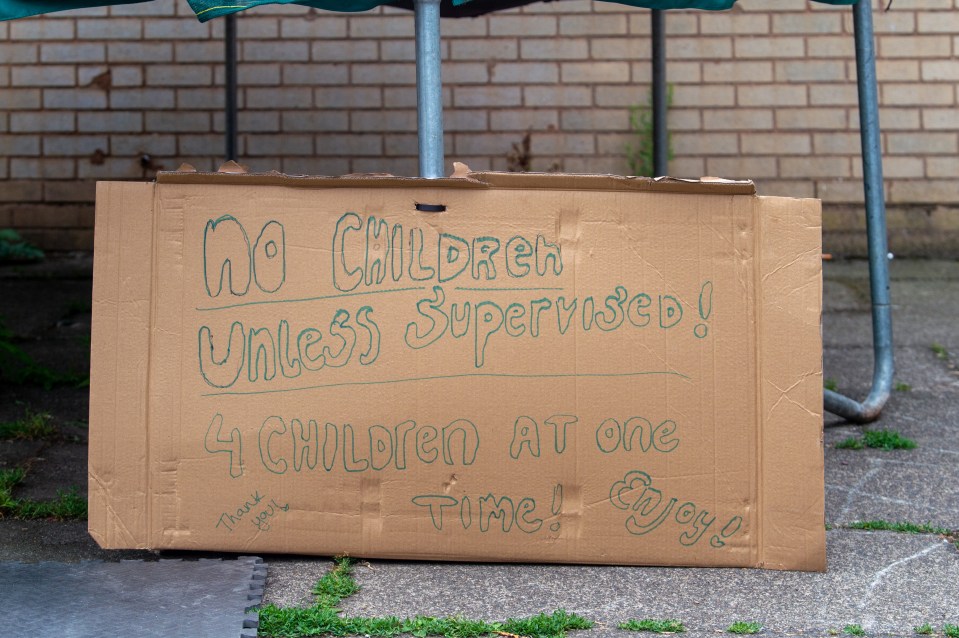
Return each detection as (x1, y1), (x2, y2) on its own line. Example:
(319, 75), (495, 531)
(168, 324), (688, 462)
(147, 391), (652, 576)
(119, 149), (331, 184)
(0, 0), (859, 22)
(0, 0), (151, 21)
(187, 0), (857, 21)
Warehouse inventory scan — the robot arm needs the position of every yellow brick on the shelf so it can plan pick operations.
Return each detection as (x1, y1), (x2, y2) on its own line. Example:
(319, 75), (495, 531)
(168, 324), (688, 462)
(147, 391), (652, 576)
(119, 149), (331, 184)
(890, 180), (959, 204)
(738, 84), (807, 107)
(699, 13), (769, 35)
(707, 156), (779, 179)
(776, 108), (847, 130)
(781, 156), (851, 179)
(927, 157), (959, 178)
(734, 36), (804, 59)
(741, 133), (811, 155)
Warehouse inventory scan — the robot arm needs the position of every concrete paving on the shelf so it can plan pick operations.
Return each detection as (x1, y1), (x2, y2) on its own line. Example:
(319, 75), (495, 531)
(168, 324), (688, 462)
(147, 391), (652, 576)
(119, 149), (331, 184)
(329, 531), (958, 637)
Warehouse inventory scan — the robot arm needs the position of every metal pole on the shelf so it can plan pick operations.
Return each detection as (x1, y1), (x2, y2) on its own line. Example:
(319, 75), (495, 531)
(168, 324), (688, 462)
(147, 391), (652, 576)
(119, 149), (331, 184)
(651, 9), (668, 177)
(823, 0), (894, 424)
(225, 13), (238, 162)
(414, 0), (445, 178)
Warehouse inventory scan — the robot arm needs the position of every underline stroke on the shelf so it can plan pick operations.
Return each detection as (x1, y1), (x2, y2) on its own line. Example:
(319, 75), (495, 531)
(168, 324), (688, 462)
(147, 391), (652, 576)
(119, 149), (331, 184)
(201, 370), (691, 397)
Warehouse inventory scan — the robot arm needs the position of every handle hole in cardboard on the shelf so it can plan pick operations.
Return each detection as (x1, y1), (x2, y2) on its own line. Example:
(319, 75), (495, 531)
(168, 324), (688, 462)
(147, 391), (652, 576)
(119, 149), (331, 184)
(415, 203), (446, 213)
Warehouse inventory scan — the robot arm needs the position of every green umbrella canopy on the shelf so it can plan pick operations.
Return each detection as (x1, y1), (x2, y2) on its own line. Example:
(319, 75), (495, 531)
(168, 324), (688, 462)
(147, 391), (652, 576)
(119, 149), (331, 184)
(1, 0), (857, 23)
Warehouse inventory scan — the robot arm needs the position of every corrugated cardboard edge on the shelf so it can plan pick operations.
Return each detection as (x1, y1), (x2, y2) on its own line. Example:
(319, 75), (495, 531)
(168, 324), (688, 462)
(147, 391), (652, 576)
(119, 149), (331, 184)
(154, 169), (756, 196)
(88, 181), (155, 549)
(756, 196), (826, 571)
(466, 171), (756, 195)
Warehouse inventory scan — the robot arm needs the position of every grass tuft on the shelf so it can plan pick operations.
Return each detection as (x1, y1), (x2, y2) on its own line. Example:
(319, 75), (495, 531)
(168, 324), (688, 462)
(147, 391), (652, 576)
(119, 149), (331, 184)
(944, 624), (959, 638)
(619, 618), (686, 633)
(259, 559), (593, 638)
(0, 467), (87, 520)
(847, 520), (951, 535)
(0, 468), (25, 511)
(931, 343), (949, 360)
(502, 610), (593, 638)
(834, 430), (917, 451)
(834, 437), (864, 450)
(862, 430), (917, 450)
(14, 487), (87, 520)
(259, 609), (591, 638)
(913, 624), (933, 635)
(312, 555), (360, 609)
(894, 382), (912, 392)
(726, 621), (762, 635)
(824, 378), (839, 392)
(0, 410), (55, 440)
(843, 624), (865, 636)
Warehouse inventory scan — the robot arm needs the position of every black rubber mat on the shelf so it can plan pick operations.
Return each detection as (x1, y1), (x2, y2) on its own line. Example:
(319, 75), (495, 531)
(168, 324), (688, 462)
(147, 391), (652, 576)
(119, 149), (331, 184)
(1, 556), (265, 638)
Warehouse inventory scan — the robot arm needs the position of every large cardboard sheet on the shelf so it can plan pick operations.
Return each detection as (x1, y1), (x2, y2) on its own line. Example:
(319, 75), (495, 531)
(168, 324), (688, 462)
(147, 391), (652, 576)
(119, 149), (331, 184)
(89, 171), (824, 570)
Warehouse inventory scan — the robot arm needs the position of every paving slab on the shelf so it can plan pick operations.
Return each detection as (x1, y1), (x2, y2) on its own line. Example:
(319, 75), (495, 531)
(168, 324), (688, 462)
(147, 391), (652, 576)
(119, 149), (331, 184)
(824, 392), (959, 528)
(329, 532), (958, 637)
(1, 557), (266, 638)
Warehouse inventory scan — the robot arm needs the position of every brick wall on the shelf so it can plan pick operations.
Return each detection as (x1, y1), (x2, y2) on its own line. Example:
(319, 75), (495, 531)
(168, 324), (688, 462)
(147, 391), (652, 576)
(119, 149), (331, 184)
(0, 0), (957, 252)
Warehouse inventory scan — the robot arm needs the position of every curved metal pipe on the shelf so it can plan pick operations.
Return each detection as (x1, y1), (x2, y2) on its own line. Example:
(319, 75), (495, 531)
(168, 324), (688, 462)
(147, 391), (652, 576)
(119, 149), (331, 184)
(823, 0), (894, 424)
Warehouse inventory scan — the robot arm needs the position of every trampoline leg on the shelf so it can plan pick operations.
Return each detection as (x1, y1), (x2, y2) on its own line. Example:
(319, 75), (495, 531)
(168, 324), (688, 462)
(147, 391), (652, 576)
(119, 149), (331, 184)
(823, 0), (894, 424)
(651, 9), (667, 177)
(225, 13), (238, 162)
(414, 0), (445, 178)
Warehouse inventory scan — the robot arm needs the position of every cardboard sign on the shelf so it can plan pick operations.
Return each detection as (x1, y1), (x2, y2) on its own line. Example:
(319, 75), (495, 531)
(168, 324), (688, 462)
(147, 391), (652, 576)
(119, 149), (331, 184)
(89, 171), (825, 571)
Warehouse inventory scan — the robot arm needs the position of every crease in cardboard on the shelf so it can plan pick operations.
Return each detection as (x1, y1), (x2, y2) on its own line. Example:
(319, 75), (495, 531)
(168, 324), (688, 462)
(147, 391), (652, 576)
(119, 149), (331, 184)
(752, 197), (765, 569)
(146, 183), (160, 547)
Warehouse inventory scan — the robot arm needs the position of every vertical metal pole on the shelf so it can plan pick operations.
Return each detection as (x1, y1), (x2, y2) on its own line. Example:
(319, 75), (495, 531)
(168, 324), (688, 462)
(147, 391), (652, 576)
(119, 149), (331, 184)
(225, 13), (238, 162)
(651, 9), (668, 177)
(823, 0), (894, 423)
(414, 0), (445, 178)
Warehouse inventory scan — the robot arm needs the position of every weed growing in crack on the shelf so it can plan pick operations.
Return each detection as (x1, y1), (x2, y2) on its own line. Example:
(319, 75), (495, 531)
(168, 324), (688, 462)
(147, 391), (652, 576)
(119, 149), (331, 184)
(726, 621), (762, 635)
(13, 488), (86, 519)
(834, 437), (864, 450)
(862, 430), (917, 450)
(931, 343), (949, 360)
(311, 555), (360, 608)
(258, 556), (593, 638)
(619, 618), (686, 633)
(0, 410), (55, 440)
(847, 520), (951, 535)
(843, 624), (865, 636)
(0, 468), (25, 511)
(834, 430), (917, 451)
(501, 610), (592, 637)
(625, 86), (673, 178)
(944, 624), (959, 638)
(913, 624), (933, 635)
(0, 467), (86, 520)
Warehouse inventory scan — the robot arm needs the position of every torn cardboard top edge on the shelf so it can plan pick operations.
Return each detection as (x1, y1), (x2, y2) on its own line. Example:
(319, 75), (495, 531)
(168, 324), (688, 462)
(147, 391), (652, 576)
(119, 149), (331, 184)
(155, 169), (757, 196)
